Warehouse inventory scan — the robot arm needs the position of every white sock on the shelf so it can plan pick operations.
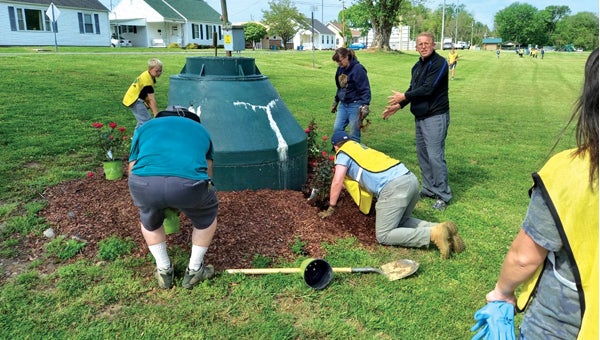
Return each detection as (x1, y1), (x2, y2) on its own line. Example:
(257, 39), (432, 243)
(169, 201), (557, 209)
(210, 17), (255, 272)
(188, 245), (208, 271)
(148, 242), (170, 270)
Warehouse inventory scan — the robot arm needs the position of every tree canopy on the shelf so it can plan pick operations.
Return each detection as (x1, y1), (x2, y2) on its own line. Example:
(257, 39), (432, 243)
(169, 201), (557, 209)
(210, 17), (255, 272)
(244, 22), (268, 49)
(262, 0), (308, 49)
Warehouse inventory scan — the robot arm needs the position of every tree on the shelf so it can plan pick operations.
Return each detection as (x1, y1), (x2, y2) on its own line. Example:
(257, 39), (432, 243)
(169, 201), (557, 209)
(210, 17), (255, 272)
(553, 12), (599, 50)
(539, 5), (570, 37)
(352, 0), (407, 50)
(262, 0), (308, 50)
(244, 23), (268, 49)
(494, 3), (538, 45)
(341, 3), (371, 46)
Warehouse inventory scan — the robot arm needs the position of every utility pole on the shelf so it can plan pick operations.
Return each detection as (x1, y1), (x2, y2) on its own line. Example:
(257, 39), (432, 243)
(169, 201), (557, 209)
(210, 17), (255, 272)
(311, 5), (318, 67)
(220, 0), (231, 57)
(454, 3), (459, 45)
(441, 0), (445, 45)
(341, 0), (346, 47)
(470, 20), (474, 47)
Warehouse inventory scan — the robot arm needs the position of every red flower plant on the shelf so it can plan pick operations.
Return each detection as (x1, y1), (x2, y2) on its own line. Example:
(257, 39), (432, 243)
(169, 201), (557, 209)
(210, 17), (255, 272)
(92, 121), (130, 161)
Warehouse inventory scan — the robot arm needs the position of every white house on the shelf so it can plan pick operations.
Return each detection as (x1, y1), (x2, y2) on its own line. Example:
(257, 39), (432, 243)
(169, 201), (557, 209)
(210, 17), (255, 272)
(327, 22), (365, 48)
(0, 0), (110, 46)
(292, 18), (335, 50)
(367, 25), (411, 50)
(110, 0), (223, 48)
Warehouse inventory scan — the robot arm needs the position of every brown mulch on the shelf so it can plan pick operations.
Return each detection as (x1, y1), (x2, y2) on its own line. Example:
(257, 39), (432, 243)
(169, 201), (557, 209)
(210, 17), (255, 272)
(33, 163), (378, 271)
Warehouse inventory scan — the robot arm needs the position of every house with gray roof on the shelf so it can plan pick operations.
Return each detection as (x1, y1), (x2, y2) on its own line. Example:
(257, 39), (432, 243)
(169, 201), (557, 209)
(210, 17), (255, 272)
(110, 0), (223, 48)
(293, 18), (335, 50)
(0, 0), (110, 46)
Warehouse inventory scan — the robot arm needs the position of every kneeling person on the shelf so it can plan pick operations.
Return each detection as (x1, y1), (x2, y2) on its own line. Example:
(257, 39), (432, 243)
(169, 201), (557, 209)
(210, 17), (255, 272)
(319, 131), (465, 259)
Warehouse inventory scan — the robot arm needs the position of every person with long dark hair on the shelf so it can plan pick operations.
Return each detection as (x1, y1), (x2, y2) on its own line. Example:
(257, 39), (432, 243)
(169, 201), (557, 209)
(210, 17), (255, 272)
(475, 48), (598, 339)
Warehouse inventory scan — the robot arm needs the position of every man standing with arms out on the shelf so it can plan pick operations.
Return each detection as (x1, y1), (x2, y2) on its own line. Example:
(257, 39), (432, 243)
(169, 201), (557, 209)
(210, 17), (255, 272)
(382, 32), (452, 211)
(123, 58), (163, 129)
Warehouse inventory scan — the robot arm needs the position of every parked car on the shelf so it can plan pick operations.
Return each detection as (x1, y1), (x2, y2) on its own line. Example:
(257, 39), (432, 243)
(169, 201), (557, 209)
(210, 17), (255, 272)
(453, 41), (469, 49)
(349, 42), (366, 50)
(442, 42), (453, 50)
(111, 38), (132, 47)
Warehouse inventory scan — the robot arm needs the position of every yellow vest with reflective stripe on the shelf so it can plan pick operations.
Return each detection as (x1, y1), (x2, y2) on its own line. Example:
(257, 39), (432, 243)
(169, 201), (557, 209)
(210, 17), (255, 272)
(122, 70), (155, 107)
(516, 149), (598, 339)
(336, 141), (400, 214)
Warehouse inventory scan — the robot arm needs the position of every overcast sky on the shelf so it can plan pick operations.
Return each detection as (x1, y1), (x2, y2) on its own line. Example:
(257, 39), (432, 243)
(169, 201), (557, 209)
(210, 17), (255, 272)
(102, 0), (598, 29)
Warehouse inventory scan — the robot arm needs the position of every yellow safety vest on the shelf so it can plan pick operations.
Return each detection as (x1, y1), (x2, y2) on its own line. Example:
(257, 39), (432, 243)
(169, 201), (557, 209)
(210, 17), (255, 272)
(336, 141), (400, 214)
(516, 149), (598, 339)
(122, 70), (155, 107)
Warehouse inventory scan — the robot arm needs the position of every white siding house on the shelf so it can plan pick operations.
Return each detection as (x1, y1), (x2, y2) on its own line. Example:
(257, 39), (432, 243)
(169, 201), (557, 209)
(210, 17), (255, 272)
(0, 0), (110, 46)
(327, 22), (365, 49)
(366, 26), (411, 50)
(292, 19), (335, 50)
(110, 0), (223, 48)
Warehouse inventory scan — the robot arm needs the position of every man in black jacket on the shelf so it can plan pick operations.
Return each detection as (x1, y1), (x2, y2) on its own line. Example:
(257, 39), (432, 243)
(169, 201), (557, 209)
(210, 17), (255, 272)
(382, 32), (452, 211)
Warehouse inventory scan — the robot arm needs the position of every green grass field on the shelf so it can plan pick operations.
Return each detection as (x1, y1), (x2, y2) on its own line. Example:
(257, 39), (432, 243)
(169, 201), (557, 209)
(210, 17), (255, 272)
(0, 47), (588, 338)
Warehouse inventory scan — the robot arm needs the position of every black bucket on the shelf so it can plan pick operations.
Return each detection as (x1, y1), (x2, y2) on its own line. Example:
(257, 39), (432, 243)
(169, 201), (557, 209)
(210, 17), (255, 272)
(301, 258), (333, 290)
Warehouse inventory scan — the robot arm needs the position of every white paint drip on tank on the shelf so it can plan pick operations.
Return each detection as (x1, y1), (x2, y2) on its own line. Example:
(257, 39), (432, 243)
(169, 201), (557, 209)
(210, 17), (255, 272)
(233, 99), (288, 162)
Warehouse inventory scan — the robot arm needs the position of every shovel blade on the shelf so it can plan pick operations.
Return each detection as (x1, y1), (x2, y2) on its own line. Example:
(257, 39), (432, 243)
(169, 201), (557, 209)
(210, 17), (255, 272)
(380, 259), (419, 281)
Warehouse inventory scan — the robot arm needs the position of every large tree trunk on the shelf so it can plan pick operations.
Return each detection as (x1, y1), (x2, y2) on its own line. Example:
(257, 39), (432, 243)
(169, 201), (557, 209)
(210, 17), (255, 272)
(371, 22), (392, 51)
(363, 0), (405, 51)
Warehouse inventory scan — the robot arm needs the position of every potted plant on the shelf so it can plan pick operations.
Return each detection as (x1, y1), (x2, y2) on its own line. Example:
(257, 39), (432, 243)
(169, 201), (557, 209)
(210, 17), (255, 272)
(91, 121), (130, 180)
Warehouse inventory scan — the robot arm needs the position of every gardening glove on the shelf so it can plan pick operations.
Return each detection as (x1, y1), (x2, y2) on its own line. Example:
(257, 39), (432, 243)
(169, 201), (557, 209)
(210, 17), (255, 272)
(359, 105), (371, 131)
(331, 101), (338, 113)
(318, 206), (335, 219)
(470, 301), (516, 340)
(359, 105), (370, 120)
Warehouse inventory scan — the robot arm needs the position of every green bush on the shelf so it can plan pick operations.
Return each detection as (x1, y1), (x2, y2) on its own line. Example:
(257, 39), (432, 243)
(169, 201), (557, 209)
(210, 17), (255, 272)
(167, 42), (181, 49)
(185, 43), (199, 49)
(44, 235), (86, 260)
(97, 236), (135, 261)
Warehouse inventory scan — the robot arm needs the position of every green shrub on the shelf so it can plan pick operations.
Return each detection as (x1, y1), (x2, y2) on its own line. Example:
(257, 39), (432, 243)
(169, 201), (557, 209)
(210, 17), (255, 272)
(185, 43), (199, 49)
(97, 236), (135, 261)
(167, 42), (181, 49)
(290, 237), (307, 255)
(44, 235), (86, 260)
(251, 254), (272, 268)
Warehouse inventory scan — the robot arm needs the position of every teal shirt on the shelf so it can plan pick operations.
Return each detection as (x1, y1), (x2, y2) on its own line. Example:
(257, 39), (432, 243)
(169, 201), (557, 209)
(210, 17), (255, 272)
(129, 116), (213, 180)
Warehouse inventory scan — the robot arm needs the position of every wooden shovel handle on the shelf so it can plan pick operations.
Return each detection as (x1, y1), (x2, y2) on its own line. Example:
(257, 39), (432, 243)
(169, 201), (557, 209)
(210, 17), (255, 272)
(225, 268), (301, 274)
(225, 267), (381, 274)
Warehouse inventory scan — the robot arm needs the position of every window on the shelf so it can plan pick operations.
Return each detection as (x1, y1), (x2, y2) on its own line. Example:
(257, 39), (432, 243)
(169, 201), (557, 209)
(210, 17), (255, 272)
(118, 25), (137, 34)
(206, 25), (214, 39)
(77, 13), (101, 34)
(8, 6), (54, 32)
(192, 24), (199, 39)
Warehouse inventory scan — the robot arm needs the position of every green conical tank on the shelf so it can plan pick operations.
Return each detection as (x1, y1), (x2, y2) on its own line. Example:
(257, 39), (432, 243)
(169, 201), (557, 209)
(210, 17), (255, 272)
(167, 56), (307, 191)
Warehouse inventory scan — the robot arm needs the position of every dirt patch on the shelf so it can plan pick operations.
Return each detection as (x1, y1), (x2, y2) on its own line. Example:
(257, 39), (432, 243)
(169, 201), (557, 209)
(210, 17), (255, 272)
(27, 163), (378, 271)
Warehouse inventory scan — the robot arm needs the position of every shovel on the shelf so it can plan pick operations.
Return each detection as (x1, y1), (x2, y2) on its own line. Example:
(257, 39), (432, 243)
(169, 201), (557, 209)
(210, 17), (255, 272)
(226, 258), (419, 290)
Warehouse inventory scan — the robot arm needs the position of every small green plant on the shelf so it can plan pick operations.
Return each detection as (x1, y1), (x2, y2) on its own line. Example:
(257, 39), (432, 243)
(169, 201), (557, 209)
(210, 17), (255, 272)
(251, 254), (272, 268)
(44, 235), (87, 260)
(290, 237), (307, 255)
(185, 43), (200, 49)
(97, 236), (135, 261)
(0, 238), (20, 258)
(304, 119), (335, 208)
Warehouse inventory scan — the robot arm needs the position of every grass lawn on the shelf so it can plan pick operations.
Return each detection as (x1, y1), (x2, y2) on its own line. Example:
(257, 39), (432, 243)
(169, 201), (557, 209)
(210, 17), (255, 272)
(0, 46), (588, 338)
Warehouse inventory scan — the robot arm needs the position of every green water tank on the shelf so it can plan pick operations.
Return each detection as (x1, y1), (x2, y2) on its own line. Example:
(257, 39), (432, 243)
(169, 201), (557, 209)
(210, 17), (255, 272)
(167, 56), (307, 191)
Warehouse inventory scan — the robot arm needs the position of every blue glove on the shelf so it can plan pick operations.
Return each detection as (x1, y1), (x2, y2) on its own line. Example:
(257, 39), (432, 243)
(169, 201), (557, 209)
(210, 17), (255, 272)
(470, 301), (516, 340)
